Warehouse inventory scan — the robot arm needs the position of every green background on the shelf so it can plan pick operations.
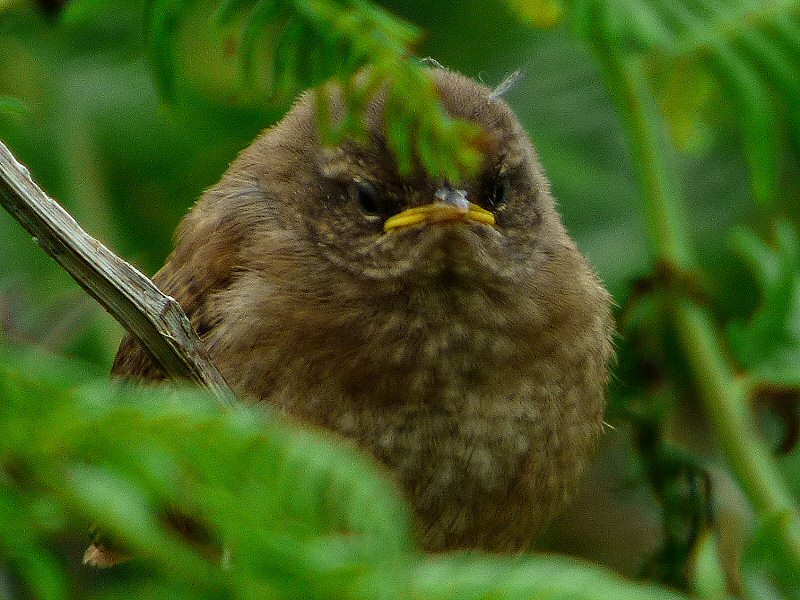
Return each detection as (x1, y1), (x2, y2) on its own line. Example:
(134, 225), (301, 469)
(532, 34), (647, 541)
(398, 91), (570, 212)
(2, 0), (799, 596)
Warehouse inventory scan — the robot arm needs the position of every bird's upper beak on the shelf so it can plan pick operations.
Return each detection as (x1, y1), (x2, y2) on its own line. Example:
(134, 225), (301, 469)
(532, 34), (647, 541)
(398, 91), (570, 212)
(383, 187), (495, 233)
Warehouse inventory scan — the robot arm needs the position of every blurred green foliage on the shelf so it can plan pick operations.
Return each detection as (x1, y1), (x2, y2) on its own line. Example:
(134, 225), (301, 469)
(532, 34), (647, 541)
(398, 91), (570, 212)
(1, 0), (800, 597)
(728, 221), (800, 380)
(0, 345), (692, 599)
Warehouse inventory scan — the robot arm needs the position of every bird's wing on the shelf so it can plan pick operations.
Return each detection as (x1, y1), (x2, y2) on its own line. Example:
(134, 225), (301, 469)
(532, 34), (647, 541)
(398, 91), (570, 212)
(111, 194), (245, 381)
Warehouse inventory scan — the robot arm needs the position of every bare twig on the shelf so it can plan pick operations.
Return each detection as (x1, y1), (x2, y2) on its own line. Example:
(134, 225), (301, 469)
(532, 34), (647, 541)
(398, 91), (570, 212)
(0, 139), (236, 407)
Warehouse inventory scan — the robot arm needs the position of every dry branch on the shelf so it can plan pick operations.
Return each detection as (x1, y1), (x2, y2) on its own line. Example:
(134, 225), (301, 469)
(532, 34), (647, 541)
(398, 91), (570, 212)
(0, 139), (236, 407)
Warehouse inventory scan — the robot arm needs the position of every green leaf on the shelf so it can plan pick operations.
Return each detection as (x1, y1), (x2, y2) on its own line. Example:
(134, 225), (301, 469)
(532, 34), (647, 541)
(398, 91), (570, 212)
(0, 95), (27, 117)
(742, 512), (800, 599)
(580, 0), (799, 205)
(58, 0), (117, 24)
(146, 0), (187, 102)
(271, 17), (303, 101)
(727, 222), (800, 377)
(211, 0), (257, 26)
(503, 0), (565, 29)
(384, 92), (414, 175)
(709, 43), (778, 204)
(0, 347), (419, 596)
(133, 0), (482, 176)
(237, 0), (283, 83)
(0, 491), (66, 600)
(689, 530), (728, 599)
(409, 553), (691, 600)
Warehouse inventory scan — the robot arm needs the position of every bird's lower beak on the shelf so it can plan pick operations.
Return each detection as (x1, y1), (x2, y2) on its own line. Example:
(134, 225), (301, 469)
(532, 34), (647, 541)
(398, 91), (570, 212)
(383, 202), (495, 233)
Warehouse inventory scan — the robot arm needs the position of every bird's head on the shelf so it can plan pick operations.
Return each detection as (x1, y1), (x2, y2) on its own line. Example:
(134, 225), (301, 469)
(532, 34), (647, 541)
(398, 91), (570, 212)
(238, 68), (565, 289)
(172, 66), (611, 407)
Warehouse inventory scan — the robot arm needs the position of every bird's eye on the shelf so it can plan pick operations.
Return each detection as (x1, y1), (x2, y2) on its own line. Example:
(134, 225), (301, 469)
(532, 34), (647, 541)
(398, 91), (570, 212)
(488, 175), (509, 209)
(354, 182), (382, 218)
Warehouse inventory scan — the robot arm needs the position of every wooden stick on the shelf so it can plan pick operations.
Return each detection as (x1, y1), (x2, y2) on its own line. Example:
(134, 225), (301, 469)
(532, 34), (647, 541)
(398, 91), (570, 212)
(0, 139), (236, 407)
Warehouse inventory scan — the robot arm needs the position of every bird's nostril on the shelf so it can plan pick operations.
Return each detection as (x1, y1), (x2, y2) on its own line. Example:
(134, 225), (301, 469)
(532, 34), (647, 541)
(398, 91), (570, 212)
(435, 187), (470, 212)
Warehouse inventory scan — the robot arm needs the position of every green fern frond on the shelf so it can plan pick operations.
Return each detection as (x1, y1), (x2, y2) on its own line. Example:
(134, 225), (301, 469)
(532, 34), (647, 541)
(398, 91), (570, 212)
(206, 0), (483, 179)
(404, 553), (688, 600)
(570, 0), (800, 204)
(62, 0), (484, 180)
(145, 0), (186, 103)
(1, 345), (698, 599)
(742, 512), (800, 597)
(0, 346), (413, 597)
(728, 221), (800, 379)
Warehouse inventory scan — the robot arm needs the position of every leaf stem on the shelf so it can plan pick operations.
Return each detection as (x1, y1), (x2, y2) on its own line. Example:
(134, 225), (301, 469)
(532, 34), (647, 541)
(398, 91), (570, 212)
(589, 29), (800, 571)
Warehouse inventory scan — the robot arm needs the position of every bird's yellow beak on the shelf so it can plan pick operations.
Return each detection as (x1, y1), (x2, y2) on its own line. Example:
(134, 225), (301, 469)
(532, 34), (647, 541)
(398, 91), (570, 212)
(383, 202), (495, 233)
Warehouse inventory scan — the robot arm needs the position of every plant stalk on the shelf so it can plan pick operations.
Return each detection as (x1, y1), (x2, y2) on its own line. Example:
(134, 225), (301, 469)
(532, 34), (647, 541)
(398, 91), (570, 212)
(0, 140), (237, 408)
(591, 39), (800, 570)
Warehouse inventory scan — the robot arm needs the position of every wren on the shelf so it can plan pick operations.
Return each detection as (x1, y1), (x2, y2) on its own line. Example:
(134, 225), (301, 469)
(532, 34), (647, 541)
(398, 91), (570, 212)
(111, 67), (614, 553)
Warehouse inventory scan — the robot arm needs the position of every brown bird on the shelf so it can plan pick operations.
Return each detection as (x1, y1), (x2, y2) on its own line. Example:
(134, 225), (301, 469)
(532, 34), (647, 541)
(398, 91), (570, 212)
(102, 67), (613, 556)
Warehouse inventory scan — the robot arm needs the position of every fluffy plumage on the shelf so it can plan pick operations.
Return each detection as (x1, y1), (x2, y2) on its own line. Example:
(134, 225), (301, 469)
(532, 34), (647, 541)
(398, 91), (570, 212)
(111, 68), (614, 552)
